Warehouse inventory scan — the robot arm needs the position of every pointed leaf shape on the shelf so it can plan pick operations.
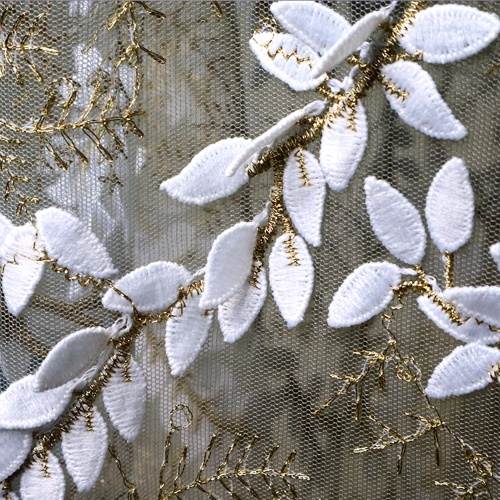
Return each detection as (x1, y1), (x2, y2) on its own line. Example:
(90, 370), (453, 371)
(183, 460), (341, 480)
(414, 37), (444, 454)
(443, 286), (500, 329)
(2, 224), (44, 317)
(319, 101), (368, 191)
(62, 408), (108, 492)
(399, 5), (500, 64)
(36, 207), (116, 278)
(226, 101), (325, 177)
(200, 221), (258, 309)
(160, 138), (250, 205)
(425, 158), (474, 253)
(417, 295), (500, 345)
(103, 356), (146, 443)
(427, 344), (500, 398)
(365, 177), (426, 265)
(490, 242), (500, 271)
(102, 261), (191, 314)
(20, 451), (65, 500)
(380, 61), (467, 140)
(270, 1), (350, 55)
(328, 262), (401, 328)
(0, 375), (75, 429)
(283, 149), (325, 247)
(34, 327), (111, 391)
(311, 8), (390, 77)
(269, 233), (314, 328)
(249, 32), (326, 91)
(0, 429), (33, 481)
(166, 293), (213, 377)
(218, 266), (267, 343)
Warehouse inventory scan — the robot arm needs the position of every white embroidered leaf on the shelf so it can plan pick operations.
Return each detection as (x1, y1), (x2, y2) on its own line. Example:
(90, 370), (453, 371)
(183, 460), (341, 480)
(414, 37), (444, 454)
(34, 327), (111, 391)
(365, 177), (426, 265)
(425, 158), (474, 253)
(102, 261), (191, 314)
(490, 242), (500, 271)
(380, 61), (467, 140)
(270, 1), (350, 55)
(218, 266), (267, 343)
(165, 293), (213, 377)
(0, 374), (74, 429)
(283, 148), (326, 247)
(399, 5), (500, 64)
(226, 101), (325, 177)
(426, 344), (500, 398)
(249, 32), (326, 91)
(0, 429), (33, 481)
(103, 356), (146, 443)
(269, 233), (314, 328)
(160, 138), (250, 205)
(2, 224), (44, 317)
(311, 8), (390, 77)
(200, 220), (260, 309)
(62, 408), (108, 492)
(417, 295), (500, 345)
(319, 101), (368, 191)
(36, 207), (116, 278)
(328, 262), (401, 328)
(443, 286), (500, 329)
(20, 451), (65, 500)
(0, 213), (13, 264)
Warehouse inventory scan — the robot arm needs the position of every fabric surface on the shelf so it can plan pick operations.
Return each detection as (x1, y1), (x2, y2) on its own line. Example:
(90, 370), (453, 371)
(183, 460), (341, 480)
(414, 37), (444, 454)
(0, 1), (499, 499)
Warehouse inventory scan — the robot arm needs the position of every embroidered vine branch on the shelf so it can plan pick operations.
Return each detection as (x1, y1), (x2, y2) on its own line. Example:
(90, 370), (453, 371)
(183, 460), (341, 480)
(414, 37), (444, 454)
(6, 270), (205, 482)
(0, 1), (165, 215)
(319, 246), (500, 498)
(244, 2), (427, 285)
(157, 405), (308, 500)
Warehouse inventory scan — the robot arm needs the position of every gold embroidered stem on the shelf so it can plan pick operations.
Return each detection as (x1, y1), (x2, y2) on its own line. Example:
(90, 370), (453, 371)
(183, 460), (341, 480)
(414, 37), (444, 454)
(5, 276), (203, 482)
(392, 264), (465, 325)
(109, 445), (139, 500)
(443, 251), (454, 288)
(247, 2), (426, 179)
(250, 158), (295, 285)
(0, 9), (59, 84)
(0, 155), (40, 218)
(27, 325), (140, 464)
(1, 478), (12, 499)
(0, 2), (165, 215)
(210, 1), (223, 19)
(162, 434), (308, 498)
(320, 288), (498, 494)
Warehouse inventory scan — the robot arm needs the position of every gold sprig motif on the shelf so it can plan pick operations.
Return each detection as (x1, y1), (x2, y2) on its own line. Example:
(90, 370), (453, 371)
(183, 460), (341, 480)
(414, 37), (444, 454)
(157, 405), (309, 499)
(0, 8), (59, 84)
(316, 255), (500, 498)
(0, 2), (166, 217)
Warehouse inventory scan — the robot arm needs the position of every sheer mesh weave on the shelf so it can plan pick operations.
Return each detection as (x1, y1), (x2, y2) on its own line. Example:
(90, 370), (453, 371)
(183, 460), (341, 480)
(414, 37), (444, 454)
(0, 1), (499, 498)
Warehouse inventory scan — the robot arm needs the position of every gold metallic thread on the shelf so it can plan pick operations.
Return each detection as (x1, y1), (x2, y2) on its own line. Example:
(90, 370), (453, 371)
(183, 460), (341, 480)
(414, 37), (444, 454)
(251, 29), (313, 69)
(247, 2), (427, 180)
(157, 405), (308, 499)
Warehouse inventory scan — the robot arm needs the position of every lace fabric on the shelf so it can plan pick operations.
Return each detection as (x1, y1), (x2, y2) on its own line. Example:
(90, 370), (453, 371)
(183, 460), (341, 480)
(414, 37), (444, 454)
(0, 1), (499, 498)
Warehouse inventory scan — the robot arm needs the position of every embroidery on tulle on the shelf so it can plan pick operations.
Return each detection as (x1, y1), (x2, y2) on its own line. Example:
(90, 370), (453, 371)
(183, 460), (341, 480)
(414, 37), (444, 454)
(328, 157), (500, 402)
(0, 2), (498, 496)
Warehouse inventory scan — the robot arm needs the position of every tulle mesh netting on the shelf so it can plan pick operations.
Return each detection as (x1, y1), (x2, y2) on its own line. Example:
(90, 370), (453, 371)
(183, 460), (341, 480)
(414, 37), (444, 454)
(0, 1), (499, 498)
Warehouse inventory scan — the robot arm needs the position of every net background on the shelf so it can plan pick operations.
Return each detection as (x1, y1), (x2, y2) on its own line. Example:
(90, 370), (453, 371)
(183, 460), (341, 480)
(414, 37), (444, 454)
(0, 1), (499, 498)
